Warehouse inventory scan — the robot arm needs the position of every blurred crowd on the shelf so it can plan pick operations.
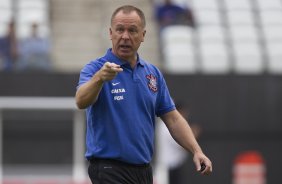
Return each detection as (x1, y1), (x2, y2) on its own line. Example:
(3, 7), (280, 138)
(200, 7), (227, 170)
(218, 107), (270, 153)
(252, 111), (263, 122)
(153, 0), (195, 30)
(0, 0), (195, 73)
(0, 20), (52, 72)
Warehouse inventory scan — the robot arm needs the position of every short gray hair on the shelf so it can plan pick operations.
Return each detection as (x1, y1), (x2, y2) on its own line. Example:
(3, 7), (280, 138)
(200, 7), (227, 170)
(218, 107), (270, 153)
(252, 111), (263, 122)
(111, 5), (146, 28)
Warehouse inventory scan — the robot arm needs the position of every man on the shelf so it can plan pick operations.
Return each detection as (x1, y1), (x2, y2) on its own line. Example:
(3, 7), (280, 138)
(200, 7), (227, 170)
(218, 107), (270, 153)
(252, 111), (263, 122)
(0, 20), (18, 71)
(76, 5), (212, 184)
(155, 0), (195, 29)
(17, 22), (52, 71)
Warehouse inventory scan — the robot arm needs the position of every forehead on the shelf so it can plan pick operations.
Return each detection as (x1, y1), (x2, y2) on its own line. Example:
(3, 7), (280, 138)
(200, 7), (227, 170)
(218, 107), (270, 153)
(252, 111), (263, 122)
(112, 11), (142, 27)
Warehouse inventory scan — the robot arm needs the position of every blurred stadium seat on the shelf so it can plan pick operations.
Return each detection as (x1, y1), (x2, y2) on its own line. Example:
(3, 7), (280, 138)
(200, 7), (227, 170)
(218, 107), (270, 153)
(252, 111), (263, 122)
(227, 10), (255, 25)
(200, 41), (230, 74)
(191, 0), (219, 11)
(194, 10), (222, 26)
(198, 25), (225, 42)
(233, 41), (264, 74)
(266, 42), (282, 73)
(230, 25), (259, 42)
(257, 0), (282, 10)
(224, 0), (252, 11)
(161, 26), (197, 73)
(260, 10), (282, 25)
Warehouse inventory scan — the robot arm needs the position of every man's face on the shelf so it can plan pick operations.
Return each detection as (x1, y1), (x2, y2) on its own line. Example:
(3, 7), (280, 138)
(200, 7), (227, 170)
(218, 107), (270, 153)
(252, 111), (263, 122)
(110, 11), (146, 62)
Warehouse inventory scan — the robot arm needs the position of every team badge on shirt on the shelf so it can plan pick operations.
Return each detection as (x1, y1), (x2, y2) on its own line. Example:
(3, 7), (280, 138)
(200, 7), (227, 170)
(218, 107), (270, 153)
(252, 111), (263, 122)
(146, 74), (158, 92)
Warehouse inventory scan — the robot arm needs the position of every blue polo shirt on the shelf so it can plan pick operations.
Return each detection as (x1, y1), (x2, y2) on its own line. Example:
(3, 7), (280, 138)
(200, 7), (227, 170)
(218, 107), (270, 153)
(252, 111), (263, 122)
(78, 49), (175, 164)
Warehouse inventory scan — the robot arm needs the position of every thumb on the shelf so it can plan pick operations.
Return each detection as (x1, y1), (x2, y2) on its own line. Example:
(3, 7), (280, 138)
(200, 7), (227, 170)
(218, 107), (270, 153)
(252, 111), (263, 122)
(194, 158), (201, 171)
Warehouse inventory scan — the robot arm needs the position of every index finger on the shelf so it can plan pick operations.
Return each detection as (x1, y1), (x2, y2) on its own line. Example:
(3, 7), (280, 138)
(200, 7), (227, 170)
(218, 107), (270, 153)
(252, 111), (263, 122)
(111, 66), (123, 73)
(105, 62), (121, 69)
(104, 62), (113, 69)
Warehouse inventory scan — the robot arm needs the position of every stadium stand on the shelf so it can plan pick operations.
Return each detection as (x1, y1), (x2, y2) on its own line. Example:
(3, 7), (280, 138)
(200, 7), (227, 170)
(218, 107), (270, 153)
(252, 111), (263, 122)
(2, 0), (281, 74)
(159, 0), (282, 74)
(50, 0), (161, 72)
(0, 0), (49, 38)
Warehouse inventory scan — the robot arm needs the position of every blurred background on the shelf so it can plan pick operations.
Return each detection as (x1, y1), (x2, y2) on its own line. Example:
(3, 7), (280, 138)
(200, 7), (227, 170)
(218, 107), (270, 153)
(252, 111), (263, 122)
(0, 0), (282, 183)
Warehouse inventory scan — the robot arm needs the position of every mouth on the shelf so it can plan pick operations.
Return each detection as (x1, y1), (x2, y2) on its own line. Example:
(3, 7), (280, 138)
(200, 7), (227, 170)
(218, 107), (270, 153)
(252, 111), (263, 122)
(119, 44), (132, 50)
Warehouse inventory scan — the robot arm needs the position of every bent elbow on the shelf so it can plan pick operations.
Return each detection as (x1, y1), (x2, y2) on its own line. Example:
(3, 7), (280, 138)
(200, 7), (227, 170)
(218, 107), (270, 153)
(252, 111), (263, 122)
(75, 96), (96, 109)
(75, 95), (87, 109)
(75, 100), (84, 109)
(76, 102), (86, 109)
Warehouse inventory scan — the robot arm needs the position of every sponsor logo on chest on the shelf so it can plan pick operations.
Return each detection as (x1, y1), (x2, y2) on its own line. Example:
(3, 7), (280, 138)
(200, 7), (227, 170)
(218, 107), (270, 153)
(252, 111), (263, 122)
(111, 84), (126, 101)
(111, 88), (126, 94)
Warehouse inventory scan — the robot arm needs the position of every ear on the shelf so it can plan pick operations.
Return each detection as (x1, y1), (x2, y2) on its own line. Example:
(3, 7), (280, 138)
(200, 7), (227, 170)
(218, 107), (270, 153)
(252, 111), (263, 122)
(141, 30), (146, 42)
(109, 27), (112, 40)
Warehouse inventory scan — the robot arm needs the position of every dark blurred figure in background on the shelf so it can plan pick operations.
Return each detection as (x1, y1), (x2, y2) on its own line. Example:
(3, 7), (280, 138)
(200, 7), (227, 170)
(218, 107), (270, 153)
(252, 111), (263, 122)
(155, 0), (195, 30)
(0, 20), (18, 71)
(17, 22), (52, 71)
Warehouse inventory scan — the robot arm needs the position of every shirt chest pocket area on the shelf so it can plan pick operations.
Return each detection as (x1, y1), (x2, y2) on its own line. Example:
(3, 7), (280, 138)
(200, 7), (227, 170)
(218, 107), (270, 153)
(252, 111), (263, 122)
(135, 79), (158, 107)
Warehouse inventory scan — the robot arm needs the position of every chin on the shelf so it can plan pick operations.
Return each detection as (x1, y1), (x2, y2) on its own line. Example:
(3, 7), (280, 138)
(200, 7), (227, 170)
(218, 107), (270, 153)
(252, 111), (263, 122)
(118, 52), (132, 59)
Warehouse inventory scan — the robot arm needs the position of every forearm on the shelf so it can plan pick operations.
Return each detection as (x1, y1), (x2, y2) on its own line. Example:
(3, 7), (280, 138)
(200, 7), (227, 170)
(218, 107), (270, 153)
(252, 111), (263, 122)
(76, 62), (123, 109)
(174, 119), (202, 154)
(162, 111), (203, 155)
(75, 73), (104, 109)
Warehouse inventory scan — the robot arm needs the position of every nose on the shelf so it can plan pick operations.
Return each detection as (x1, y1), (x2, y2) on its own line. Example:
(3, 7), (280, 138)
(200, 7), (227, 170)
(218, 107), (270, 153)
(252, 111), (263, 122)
(121, 31), (129, 39)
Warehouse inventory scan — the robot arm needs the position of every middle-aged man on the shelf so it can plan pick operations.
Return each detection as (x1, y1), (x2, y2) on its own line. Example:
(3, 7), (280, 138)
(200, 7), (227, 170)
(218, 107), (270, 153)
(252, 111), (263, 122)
(76, 5), (212, 184)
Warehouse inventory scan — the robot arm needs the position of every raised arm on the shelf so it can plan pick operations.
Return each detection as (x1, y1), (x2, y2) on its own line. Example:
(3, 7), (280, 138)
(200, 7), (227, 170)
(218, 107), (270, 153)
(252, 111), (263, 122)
(75, 62), (123, 109)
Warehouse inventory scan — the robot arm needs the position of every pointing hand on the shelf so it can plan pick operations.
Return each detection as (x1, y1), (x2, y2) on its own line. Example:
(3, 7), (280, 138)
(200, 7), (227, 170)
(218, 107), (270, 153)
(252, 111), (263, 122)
(97, 62), (123, 82)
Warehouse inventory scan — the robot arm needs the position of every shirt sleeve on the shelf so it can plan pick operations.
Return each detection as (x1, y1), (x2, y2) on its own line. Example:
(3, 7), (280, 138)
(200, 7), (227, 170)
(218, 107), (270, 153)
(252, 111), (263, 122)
(77, 60), (101, 90)
(155, 72), (176, 116)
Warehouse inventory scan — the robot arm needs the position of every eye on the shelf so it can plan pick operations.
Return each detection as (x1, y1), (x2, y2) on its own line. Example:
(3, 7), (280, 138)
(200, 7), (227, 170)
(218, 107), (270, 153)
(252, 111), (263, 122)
(116, 27), (124, 33)
(129, 28), (138, 33)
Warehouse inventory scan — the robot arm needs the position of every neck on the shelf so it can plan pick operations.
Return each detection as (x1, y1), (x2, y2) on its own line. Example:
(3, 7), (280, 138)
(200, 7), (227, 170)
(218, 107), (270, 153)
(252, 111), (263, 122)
(111, 49), (138, 68)
(123, 57), (137, 68)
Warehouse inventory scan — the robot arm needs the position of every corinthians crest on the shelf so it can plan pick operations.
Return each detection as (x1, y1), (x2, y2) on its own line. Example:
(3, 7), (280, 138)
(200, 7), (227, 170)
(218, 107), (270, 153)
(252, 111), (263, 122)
(146, 74), (158, 92)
